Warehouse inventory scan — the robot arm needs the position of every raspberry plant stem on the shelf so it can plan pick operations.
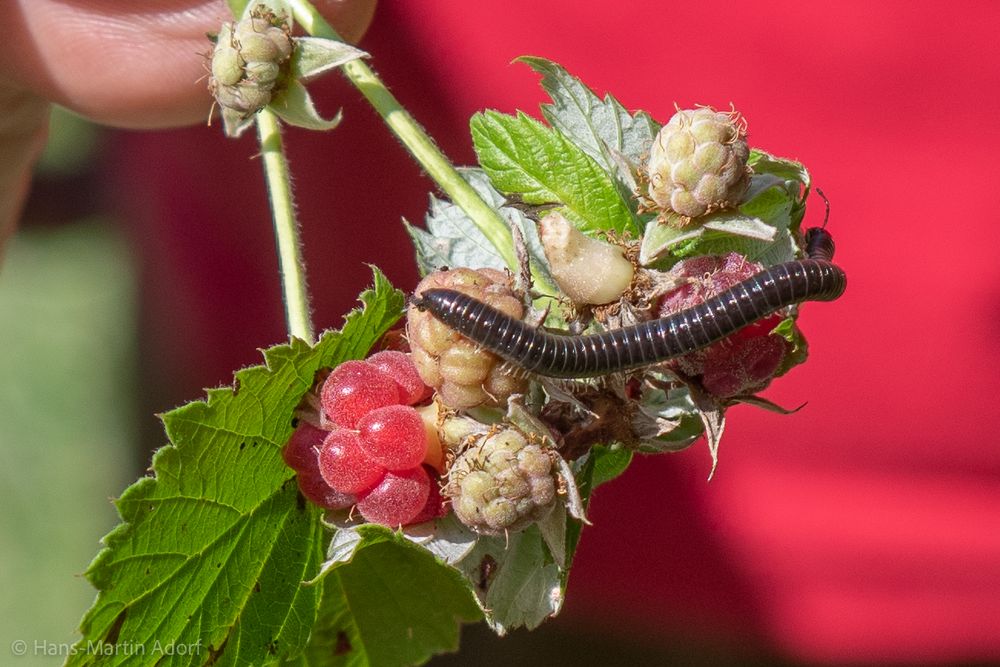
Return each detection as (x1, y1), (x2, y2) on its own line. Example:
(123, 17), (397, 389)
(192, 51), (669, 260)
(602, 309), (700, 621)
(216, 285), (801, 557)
(286, 0), (556, 296)
(257, 108), (315, 342)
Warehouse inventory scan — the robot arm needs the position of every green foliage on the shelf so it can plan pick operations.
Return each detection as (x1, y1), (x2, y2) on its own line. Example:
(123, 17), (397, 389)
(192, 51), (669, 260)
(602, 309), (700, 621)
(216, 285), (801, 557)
(639, 172), (805, 268)
(293, 526), (481, 667)
(70, 271), (405, 666)
(516, 56), (658, 197)
(405, 168), (551, 284)
(470, 110), (639, 235)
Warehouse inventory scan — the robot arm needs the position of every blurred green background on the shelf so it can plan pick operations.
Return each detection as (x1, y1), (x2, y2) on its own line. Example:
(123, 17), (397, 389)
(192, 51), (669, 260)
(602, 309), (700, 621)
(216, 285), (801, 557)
(0, 109), (136, 665)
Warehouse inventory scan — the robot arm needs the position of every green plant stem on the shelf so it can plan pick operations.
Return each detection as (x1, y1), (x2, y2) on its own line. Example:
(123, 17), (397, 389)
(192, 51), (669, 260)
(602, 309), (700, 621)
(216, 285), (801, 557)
(256, 108), (314, 342)
(286, 0), (555, 295)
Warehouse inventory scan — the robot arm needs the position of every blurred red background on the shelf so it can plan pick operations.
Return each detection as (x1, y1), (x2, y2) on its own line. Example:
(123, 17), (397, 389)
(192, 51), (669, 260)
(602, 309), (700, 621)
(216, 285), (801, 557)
(92, 1), (1000, 663)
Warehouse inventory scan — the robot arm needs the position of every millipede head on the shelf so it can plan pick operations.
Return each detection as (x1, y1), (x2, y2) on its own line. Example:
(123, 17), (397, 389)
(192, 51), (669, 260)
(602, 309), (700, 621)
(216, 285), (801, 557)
(408, 293), (431, 311)
(803, 226), (836, 261)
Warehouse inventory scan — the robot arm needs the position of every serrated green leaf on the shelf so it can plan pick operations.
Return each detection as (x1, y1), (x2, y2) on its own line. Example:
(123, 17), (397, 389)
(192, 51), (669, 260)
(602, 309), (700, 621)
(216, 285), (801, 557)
(298, 526), (481, 666)
(70, 269), (404, 667)
(405, 168), (552, 287)
(270, 78), (343, 131)
(457, 528), (562, 635)
(471, 110), (638, 235)
(517, 56), (658, 196)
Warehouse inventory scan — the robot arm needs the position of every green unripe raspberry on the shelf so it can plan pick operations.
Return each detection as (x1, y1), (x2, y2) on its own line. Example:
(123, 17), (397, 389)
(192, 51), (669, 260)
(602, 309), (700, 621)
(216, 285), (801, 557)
(213, 82), (273, 115)
(244, 61), (281, 85)
(233, 31), (280, 63)
(444, 426), (557, 535)
(647, 106), (751, 219)
(210, 27), (244, 86)
(208, 11), (294, 119)
(234, 22), (294, 62)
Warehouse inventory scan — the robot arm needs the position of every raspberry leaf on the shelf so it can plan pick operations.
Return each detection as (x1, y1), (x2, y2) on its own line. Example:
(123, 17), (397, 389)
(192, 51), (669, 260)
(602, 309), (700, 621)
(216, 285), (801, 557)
(405, 168), (551, 283)
(69, 269), (404, 666)
(457, 528), (563, 635)
(517, 56), (659, 199)
(471, 110), (640, 235)
(297, 525), (481, 667)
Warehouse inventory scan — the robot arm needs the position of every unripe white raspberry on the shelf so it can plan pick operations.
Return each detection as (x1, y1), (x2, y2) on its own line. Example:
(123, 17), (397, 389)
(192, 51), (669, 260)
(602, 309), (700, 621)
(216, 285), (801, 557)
(443, 425), (558, 535)
(646, 106), (751, 219)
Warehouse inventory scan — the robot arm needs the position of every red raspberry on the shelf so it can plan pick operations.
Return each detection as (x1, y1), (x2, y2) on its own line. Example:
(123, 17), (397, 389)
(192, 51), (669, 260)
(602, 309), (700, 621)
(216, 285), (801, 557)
(366, 350), (430, 405)
(320, 360), (401, 428)
(658, 252), (790, 398)
(282, 422), (327, 472)
(296, 469), (357, 510)
(408, 466), (448, 525)
(283, 423), (356, 510)
(356, 466), (431, 527)
(318, 429), (386, 495)
(356, 405), (427, 471)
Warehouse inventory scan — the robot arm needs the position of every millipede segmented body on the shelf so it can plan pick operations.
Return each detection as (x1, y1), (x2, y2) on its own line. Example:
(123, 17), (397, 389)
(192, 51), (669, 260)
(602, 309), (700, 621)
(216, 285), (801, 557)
(413, 227), (847, 378)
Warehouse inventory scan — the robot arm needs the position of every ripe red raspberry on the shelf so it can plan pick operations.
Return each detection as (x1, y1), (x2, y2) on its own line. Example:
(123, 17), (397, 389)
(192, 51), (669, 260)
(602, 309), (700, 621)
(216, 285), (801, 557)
(355, 466), (432, 527)
(356, 405), (427, 471)
(282, 421), (327, 471)
(320, 360), (401, 428)
(365, 350), (431, 405)
(318, 429), (386, 495)
(283, 422), (356, 510)
(407, 466), (448, 525)
(658, 252), (790, 398)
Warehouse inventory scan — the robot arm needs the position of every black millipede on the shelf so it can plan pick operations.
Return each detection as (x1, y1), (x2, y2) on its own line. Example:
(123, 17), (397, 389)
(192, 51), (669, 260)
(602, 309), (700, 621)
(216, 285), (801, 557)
(412, 227), (846, 379)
